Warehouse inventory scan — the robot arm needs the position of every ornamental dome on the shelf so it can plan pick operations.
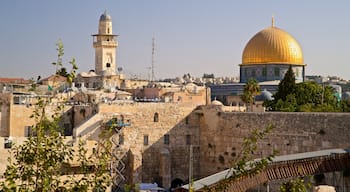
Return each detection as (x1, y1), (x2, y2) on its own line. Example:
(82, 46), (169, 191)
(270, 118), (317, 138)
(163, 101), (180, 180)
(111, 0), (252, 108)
(100, 11), (112, 21)
(255, 89), (273, 101)
(242, 23), (304, 65)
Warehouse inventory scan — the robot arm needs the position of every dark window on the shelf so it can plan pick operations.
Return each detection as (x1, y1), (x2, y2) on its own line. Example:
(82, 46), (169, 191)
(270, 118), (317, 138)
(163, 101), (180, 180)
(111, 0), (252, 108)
(262, 67), (267, 76)
(24, 126), (32, 137)
(4, 138), (12, 149)
(106, 63), (111, 68)
(144, 135), (149, 146)
(154, 112), (159, 122)
(186, 135), (191, 145)
(64, 123), (72, 136)
(164, 134), (170, 145)
(185, 116), (189, 125)
(119, 134), (124, 145)
(274, 67), (280, 76)
(252, 69), (256, 77)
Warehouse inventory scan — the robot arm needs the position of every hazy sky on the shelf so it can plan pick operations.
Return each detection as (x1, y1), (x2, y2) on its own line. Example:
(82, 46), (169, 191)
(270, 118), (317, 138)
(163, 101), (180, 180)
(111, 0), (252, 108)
(1, 1), (350, 80)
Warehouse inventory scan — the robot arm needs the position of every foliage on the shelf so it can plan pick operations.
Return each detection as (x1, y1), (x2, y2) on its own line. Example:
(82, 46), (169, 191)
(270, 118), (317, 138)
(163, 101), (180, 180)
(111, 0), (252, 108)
(52, 39), (78, 85)
(274, 65), (296, 101)
(209, 124), (277, 191)
(265, 67), (342, 112)
(274, 94), (297, 112)
(0, 40), (111, 191)
(241, 78), (260, 111)
(280, 177), (311, 192)
(340, 99), (350, 112)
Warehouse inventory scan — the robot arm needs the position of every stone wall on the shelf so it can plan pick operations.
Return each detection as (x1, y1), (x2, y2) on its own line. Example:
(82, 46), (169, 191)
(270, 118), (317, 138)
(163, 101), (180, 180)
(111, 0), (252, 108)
(198, 105), (350, 178)
(3, 99), (350, 189)
(96, 103), (199, 187)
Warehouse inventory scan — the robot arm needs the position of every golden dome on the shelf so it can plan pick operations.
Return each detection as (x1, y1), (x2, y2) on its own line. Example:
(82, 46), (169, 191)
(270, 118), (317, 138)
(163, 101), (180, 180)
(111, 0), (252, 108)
(242, 26), (304, 65)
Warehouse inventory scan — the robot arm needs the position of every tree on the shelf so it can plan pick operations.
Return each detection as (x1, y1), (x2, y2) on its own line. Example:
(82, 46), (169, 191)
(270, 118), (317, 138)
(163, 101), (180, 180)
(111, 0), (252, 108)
(52, 39), (78, 86)
(280, 177), (311, 192)
(241, 78), (260, 112)
(56, 67), (68, 77)
(274, 94), (297, 112)
(274, 65), (296, 102)
(265, 66), (341, 112)
(0, 40), (111, 191)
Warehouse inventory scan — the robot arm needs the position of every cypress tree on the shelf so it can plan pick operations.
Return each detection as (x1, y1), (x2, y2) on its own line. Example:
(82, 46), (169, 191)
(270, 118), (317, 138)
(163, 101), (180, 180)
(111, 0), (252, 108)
(274, 65), (296, 101)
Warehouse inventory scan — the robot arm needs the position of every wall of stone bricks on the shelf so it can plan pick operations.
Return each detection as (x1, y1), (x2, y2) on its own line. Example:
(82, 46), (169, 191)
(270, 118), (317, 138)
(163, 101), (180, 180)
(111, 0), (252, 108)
(95, 103), (199, 187)
(198, 105), (350, 178)
(3, 100), (350, 189)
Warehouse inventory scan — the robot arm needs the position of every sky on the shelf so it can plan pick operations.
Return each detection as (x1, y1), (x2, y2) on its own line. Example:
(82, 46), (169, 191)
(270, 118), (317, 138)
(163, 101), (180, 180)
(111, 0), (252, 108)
(1, 1), (350, 80)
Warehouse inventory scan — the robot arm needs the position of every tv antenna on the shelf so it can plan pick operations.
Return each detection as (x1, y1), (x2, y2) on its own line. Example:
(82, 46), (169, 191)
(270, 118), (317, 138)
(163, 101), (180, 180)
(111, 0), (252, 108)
(150, 37), (156, 82)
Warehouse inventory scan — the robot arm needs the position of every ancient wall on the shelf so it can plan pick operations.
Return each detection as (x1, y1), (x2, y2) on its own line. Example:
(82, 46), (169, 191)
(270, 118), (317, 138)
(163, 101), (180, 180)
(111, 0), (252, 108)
(198, 105), (350, 178)
(97, 103), (200, 188)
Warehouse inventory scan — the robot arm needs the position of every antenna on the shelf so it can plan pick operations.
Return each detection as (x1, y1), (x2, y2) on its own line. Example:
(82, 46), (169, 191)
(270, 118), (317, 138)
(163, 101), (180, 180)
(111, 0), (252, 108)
(150, 37), (156, 82)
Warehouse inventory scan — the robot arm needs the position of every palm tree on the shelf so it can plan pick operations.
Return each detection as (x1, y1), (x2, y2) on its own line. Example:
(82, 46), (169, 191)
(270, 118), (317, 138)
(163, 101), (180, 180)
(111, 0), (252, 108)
(241, 78), (260, 112)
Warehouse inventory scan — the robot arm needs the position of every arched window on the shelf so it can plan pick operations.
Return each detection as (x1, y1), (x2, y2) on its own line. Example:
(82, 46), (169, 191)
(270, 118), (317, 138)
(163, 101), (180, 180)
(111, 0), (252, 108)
(154, 112), (159, 122)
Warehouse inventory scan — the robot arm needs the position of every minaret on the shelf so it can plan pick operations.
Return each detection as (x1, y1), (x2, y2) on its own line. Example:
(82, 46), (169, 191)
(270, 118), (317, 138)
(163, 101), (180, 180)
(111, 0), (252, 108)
(92, 11), (118, 76)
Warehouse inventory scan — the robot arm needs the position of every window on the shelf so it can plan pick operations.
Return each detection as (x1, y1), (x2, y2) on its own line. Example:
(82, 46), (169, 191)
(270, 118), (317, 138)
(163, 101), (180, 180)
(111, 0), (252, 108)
(106, 63), (111, 68)
(144, 135), (149, 146)
(24, 126), (32, 137)
(262, 67), (267, 76)
(295, 68), (300, 77)
(252, 69), (256, 77)
(119, 134), (124, 145)
(154, 112), (159, 122)
(4, 138), (12, 149)
(274, 67), (280, 77)
(186, 135), (191, 145)
(185, 116), (189, 125)
(164, 134), (170, 145)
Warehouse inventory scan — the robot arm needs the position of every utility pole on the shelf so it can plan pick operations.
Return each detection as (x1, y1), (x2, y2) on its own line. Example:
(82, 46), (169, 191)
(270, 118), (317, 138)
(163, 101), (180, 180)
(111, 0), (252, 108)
(189, 145), (193, 192)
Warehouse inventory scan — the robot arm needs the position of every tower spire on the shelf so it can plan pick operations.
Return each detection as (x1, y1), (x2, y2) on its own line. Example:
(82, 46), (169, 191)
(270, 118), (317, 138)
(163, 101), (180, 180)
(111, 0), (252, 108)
(272, 15), (275, 27)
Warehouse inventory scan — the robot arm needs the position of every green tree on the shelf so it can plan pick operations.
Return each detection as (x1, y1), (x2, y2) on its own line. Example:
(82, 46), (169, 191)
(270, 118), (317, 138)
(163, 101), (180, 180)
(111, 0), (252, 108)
(274, 65), (296, 102)
(56, 67), (68, 77)
(295, 82), (339, 112)
(274, 94), (297, 112)
(0, 40), (111, 191)
(241, 78), (260, 112)
(280, 178), (311, 192)
(265, 67), (340, 112)
(52, 39), (78, 86)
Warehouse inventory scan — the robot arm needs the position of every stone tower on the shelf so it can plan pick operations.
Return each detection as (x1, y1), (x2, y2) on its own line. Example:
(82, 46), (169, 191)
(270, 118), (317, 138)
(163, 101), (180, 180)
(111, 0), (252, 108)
(93, 11), (118, 76)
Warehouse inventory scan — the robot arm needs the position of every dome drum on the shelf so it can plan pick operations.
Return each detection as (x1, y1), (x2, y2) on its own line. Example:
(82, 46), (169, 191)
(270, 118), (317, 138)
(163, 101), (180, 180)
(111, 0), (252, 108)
(240, 64), (304, 83)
